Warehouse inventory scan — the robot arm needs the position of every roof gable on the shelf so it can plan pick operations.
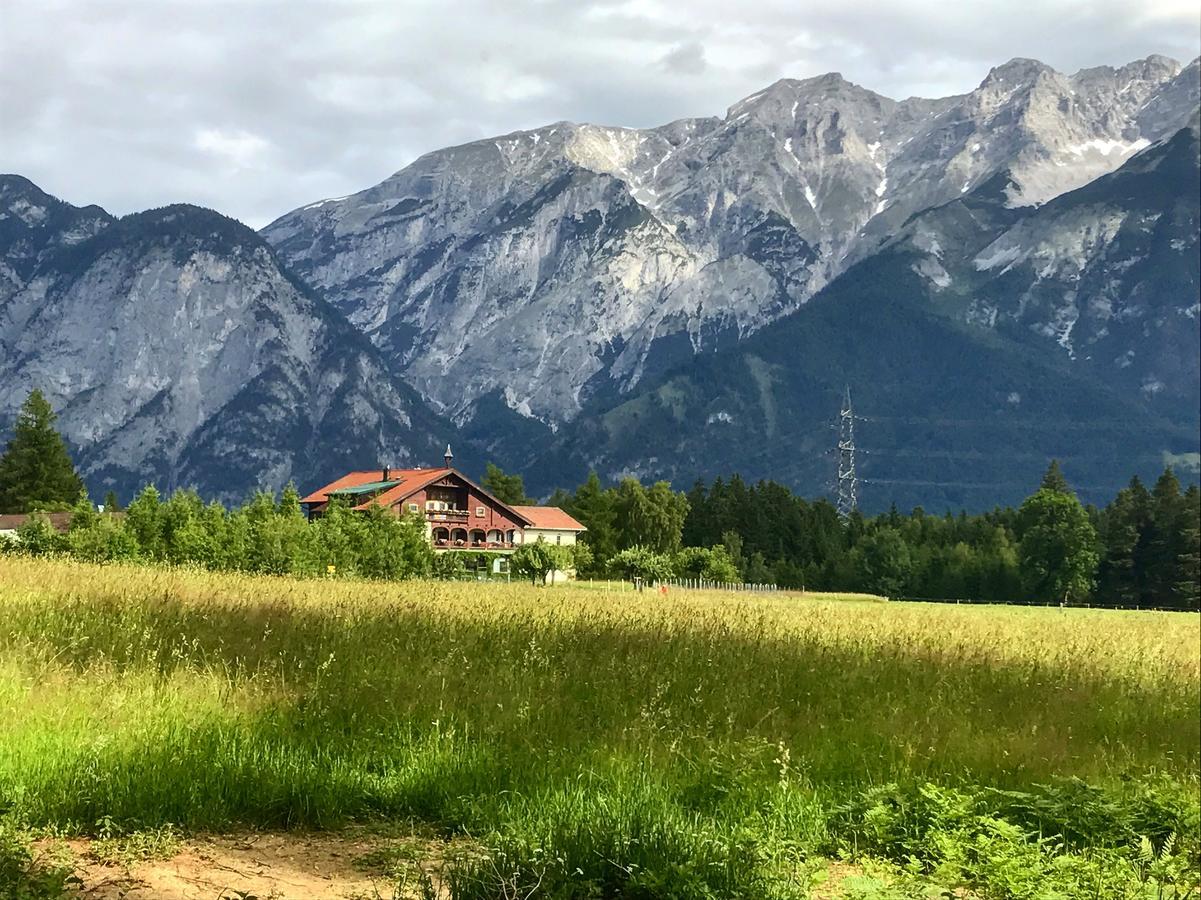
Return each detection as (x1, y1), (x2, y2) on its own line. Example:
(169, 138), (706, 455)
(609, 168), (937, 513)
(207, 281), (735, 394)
(301, 468), (443, 505)
(510, 506), (587, 531)
(303, 468), (536, 526)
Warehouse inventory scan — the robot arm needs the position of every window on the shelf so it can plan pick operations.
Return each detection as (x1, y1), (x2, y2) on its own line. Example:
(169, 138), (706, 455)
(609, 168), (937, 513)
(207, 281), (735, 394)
(408, 503), (419, 513)
(556, 534), (561, 544)
(475, 506), (485, 517)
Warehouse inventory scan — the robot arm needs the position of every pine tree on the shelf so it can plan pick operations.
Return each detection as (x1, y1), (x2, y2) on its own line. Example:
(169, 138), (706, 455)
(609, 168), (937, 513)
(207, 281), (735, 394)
(1175, 485), (1200, 610)
(1097, 476), (1150, 606)
(569, 472), (617, 572)
(1040, 459), (1071, 494)
(0, 389), (85, 513)
(1142, 468), (1185, 605)
(102, 490), (122, 513)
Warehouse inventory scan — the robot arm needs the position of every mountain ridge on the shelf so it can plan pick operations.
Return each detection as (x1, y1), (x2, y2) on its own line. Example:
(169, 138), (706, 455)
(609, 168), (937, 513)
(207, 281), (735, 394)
(0, 182), (460, 502)
(263, 54), (1198, 431)
(2, 54), (1197, 509)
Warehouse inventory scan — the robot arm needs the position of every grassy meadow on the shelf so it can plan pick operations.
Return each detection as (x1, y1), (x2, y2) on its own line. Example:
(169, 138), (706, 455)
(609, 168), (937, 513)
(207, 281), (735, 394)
(1, 557), (1198, 898)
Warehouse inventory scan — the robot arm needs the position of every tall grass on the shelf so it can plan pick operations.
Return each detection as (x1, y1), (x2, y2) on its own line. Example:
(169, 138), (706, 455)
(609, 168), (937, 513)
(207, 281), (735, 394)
(1, 557), (1198, 897)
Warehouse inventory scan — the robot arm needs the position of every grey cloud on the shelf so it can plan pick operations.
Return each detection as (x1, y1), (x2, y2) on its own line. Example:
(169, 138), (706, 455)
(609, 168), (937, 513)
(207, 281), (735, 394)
(1, 0), (1197, 227)
(661, 41), (708, 74)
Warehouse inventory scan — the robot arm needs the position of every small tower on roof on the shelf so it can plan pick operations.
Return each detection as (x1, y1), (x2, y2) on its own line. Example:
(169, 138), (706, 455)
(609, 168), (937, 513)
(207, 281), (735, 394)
(443, 444), (454, 468)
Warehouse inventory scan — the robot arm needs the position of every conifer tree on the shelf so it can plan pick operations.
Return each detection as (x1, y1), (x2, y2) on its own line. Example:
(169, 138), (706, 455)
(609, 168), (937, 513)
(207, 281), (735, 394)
(568, 471), (617, 572)
(1145, 468), (1189, 606)
(1040, 459), (1071, 494)
(1176, 484), (1201, 610)
(1097, 476), (1151, 606)
(0, 389), (85, 513)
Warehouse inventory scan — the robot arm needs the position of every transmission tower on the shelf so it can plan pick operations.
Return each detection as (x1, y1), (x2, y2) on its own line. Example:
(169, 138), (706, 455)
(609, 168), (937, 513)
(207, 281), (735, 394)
(837, 386), (858, 520)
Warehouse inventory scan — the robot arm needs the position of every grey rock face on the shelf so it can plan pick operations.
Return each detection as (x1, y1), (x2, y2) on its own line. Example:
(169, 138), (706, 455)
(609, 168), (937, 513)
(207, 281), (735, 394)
(900, 117), (1200, 417)
(536, 123), (1199, 512)
(264, 55), (1197, 428)
(0, 186), (452, 501)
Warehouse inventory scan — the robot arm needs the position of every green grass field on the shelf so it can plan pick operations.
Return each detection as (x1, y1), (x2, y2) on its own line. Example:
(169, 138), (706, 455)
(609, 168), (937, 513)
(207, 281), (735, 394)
(1, 557), (1198, 898)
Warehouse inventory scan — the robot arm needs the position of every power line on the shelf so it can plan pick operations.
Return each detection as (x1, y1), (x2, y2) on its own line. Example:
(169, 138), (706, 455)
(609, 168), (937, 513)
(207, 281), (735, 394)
(837, 385), (858, 520)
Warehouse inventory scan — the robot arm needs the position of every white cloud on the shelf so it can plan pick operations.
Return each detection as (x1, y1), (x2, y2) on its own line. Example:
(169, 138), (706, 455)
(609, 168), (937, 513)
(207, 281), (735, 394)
(0, 0), (1196, 228)
(194, 128), (270, 170)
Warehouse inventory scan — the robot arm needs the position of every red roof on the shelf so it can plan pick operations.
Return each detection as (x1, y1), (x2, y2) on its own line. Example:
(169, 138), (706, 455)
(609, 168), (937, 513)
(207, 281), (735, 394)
(509, 506), (586, 531)
(0, 512), (76, 533)
(300, 468), (536, 526)
(300, 468), (450, 505)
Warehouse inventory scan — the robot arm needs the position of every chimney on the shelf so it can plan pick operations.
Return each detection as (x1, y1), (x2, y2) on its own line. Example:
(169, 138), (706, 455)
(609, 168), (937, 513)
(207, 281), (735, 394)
(444, 443), (454, 468)
(382, 464), (391, 481)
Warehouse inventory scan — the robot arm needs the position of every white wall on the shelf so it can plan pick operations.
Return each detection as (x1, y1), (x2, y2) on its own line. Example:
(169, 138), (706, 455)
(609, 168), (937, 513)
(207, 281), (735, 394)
(517, 528), (577, 546)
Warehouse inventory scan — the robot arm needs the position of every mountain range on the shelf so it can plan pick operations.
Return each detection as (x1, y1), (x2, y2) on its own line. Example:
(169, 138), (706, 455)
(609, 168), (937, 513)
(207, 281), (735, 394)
(2, 55), (1198, 509)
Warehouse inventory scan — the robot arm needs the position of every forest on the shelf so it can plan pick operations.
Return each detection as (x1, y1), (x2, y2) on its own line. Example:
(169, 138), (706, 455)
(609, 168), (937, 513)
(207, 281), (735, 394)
(1, 390), (1198, 608)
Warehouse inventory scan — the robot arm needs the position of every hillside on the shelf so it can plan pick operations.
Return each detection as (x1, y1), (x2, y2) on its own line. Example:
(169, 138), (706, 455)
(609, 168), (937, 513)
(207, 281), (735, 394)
(0, 180), (457, 501)
(1, 55), (1197, 508)
(534, 119), (1200, 509)
(263, 56), (1199, 433)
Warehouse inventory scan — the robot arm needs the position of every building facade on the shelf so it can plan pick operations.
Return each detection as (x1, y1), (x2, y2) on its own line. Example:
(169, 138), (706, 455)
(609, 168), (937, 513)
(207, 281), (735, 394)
(300, 451), (585, 554)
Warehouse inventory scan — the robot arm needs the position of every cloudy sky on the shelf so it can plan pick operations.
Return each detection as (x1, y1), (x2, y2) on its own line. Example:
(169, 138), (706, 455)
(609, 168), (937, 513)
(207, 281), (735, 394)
(3, 0), (1198, 227)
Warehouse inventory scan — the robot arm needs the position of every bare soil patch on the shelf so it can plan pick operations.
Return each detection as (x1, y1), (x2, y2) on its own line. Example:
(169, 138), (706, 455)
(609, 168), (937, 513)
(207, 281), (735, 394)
(42, 829), (454, 900)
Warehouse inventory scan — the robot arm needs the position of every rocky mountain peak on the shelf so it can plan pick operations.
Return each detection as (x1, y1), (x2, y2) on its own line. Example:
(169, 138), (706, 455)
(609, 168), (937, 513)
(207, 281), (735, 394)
(728, 72), (891, 122)
(0, 174), (111, 232)
(0, 174), (57, 222)
(0, 180), (456, 503)
(980, 57), (1056, 89)
(260, 54), (1199, 445)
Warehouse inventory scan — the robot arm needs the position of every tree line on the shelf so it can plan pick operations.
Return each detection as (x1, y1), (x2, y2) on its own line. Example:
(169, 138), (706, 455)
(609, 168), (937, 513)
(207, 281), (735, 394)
(2, 389), (1198, 607)
(493, 461), (1199, 609)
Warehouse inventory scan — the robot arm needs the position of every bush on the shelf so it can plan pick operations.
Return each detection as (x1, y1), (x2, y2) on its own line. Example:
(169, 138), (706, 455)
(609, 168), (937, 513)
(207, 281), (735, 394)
(13, 516), (67, 557)
(827, 780), (1201, 898)
(609, 545), (675, 582)
(674, 545), (741, 583)
(511, 538), (568, 585)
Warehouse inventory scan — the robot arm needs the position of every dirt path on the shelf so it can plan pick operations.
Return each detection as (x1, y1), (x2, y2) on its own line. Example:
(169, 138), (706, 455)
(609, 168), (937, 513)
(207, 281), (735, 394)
(45, 830), (452, 900)
(36, 830), (886, 899)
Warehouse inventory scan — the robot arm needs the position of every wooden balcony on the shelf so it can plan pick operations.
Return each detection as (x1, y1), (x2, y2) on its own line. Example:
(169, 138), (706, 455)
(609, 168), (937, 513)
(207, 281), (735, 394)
(433, 539), (516, 551)
(426, 509), (470, 522)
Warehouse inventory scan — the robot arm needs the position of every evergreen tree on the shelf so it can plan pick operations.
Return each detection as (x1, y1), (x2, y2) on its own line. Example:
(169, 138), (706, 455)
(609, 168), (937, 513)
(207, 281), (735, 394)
(545, 487), (573, 510)
(567, 472), (618, 574)
(1096, 477), (1151, 606)
(744, 551), (774, 585)
(482, 462), (532, 505)
(102, 490), (122, 513)
(1175, 485), (1200, 610)
(1040, 459), (1071, 494)
(0, 389), (85, 513)
(1144, 468), (1186, 605)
